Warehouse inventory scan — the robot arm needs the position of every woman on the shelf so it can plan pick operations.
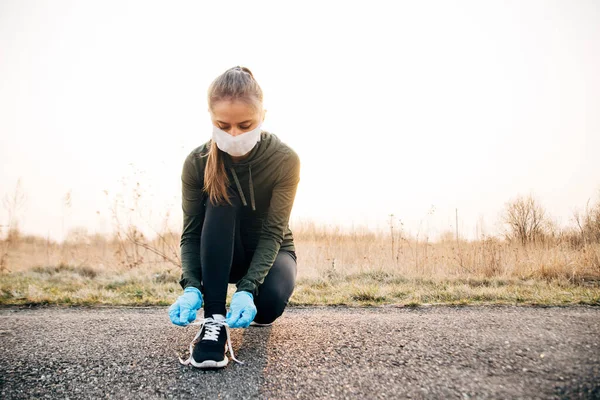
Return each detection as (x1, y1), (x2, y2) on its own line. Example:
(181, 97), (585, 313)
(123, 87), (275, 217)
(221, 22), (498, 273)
(169, 66), (301, 369)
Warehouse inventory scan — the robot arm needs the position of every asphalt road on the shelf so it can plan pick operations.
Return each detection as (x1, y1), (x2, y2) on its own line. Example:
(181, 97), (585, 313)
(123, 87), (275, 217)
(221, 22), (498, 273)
(1, 305), (599, 399)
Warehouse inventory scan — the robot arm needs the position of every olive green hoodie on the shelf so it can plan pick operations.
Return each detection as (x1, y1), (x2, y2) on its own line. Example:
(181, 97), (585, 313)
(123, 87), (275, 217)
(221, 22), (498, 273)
(179, 130), (300, 297)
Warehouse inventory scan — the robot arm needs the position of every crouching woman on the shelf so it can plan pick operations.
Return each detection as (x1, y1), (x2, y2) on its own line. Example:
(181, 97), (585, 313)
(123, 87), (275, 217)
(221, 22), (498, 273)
(168, 66), (301, 369)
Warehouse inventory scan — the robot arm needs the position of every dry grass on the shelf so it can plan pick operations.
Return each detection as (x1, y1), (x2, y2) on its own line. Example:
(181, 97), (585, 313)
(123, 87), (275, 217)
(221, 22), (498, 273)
(293, 221), (600, 281)
(0, 223), (599, 306)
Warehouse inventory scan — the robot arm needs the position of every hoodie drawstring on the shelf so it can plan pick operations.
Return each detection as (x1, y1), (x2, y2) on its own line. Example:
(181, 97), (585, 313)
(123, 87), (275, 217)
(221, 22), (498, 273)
(230, 166), (256, 211)
(248, 165), (256, 211)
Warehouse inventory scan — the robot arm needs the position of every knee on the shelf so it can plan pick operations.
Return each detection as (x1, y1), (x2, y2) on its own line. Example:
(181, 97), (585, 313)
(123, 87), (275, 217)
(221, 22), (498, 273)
(253, 252), (297, 324)
(254, 304), (285, 325)
(254, 286), (293, 324)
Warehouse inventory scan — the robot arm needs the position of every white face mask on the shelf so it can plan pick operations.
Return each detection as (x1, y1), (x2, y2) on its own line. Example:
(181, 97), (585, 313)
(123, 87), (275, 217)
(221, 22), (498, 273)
(212, 123), (262, 157)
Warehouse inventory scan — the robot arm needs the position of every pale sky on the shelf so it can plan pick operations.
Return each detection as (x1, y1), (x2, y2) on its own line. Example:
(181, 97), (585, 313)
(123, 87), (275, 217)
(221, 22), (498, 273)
(1, 0), (599, 241)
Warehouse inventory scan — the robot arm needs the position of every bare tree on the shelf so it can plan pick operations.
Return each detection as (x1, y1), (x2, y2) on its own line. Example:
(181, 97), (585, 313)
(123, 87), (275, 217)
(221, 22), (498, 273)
(1, 178), (27, 272)
(587, 202), (600, 243)
(106, 175), (181, 270)
(573, 194), (600, 245)
(502, 194), (548, 246)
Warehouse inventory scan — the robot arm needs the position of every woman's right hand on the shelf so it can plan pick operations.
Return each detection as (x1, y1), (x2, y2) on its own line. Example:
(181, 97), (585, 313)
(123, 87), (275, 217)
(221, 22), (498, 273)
(168, 287), (203, 326)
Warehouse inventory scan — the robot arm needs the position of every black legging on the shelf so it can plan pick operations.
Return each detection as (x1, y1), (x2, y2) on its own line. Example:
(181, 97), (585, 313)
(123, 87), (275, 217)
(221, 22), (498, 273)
(199, 187), (297, 324)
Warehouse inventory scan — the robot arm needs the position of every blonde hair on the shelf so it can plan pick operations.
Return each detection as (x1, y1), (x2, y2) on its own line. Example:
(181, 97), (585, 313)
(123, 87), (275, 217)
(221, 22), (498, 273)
(204, 66), (264, 206)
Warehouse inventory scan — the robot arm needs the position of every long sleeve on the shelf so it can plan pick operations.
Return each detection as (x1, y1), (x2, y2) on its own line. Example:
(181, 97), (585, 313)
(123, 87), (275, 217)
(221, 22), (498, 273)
(179, 153), (206, 290)
(236, 150), (301, 296)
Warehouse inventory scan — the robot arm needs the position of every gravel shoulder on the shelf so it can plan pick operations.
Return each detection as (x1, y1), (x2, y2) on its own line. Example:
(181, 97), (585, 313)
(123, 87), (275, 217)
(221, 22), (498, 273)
(1, 305), (599, 399)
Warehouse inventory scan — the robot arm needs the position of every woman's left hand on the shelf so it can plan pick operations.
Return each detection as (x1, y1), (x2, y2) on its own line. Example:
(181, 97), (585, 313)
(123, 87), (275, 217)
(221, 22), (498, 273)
(226, 291), (257, 328)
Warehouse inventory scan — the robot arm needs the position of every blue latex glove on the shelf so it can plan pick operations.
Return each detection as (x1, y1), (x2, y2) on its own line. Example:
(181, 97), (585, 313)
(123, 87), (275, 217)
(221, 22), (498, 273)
(226, 291), (257, 328)
(169, 287), (203, 326)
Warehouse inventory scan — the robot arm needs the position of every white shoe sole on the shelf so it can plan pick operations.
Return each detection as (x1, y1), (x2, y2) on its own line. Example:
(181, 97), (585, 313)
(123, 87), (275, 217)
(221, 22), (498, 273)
(250, 321), (273, 327)
(190, 356), (229, 369)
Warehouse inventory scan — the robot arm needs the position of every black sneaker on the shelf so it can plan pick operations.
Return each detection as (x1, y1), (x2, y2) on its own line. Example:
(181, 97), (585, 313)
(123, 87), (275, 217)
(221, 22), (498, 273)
(191, 314), (228, 368)
(178, 314), (244, 369)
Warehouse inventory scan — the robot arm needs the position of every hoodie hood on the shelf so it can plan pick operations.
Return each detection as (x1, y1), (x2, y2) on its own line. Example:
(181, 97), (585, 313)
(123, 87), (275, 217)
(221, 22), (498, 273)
(222, 130), (281, 211)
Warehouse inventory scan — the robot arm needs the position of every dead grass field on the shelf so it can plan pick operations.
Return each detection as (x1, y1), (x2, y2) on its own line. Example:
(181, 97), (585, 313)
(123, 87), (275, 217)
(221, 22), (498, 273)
(1, 221), (598, 306)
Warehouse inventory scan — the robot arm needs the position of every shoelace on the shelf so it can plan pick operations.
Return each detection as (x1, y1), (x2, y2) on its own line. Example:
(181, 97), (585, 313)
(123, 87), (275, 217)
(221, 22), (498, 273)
(178, 317), (244, 366)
